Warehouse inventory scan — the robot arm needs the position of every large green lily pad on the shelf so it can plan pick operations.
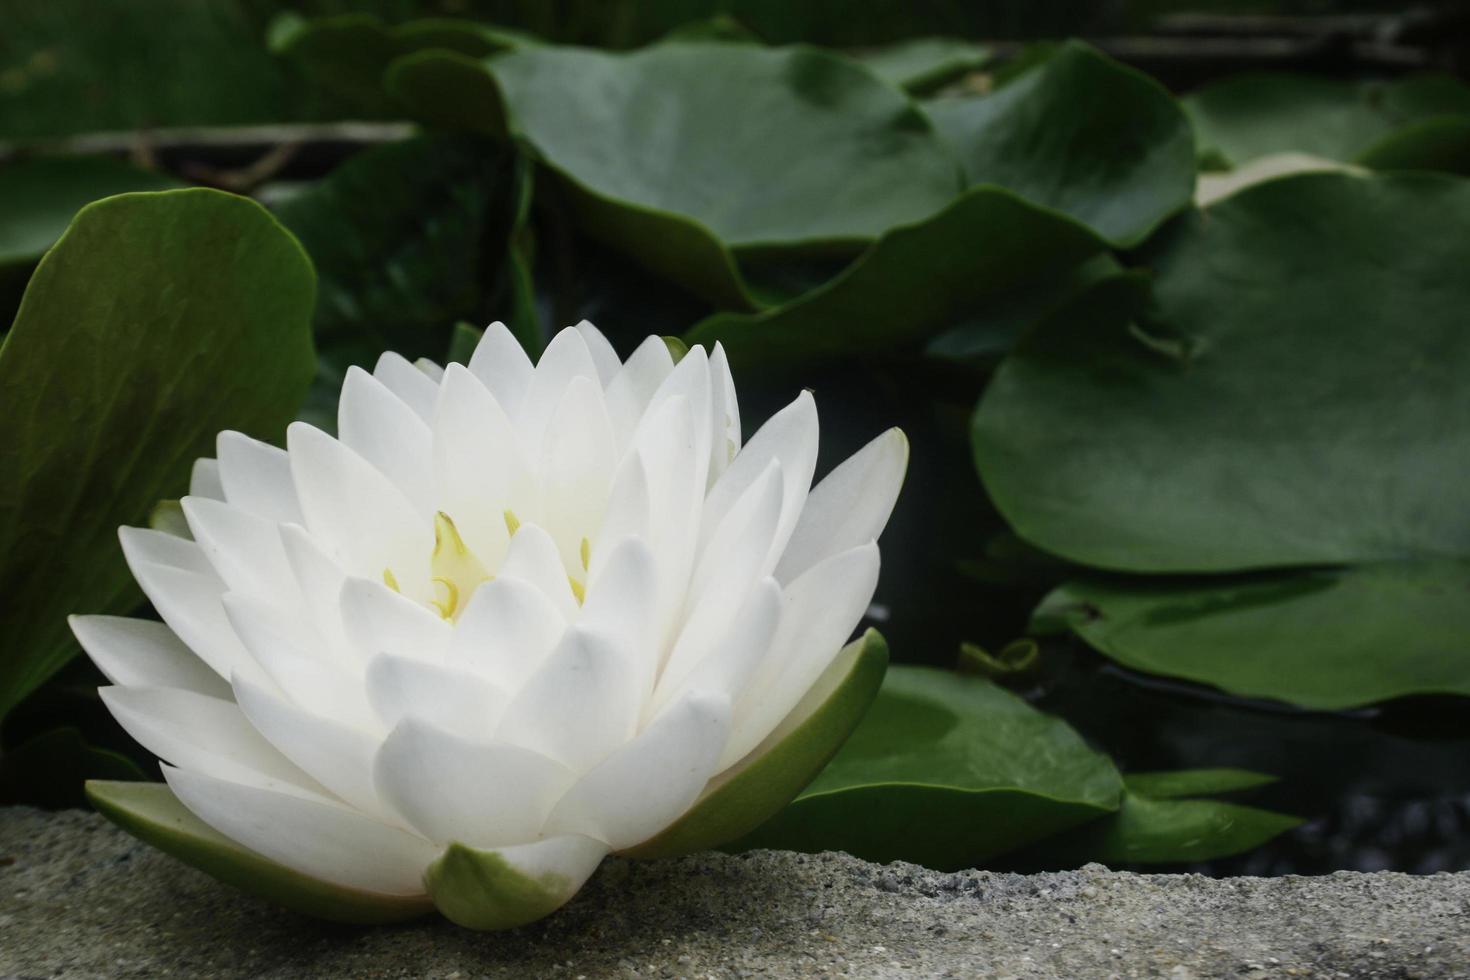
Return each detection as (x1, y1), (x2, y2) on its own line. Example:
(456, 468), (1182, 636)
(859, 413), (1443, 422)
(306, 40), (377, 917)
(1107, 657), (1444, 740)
(974, 172), (1470, 574)
(0, 158), (182, 317)
(926, 41), (1195, 246)
(853, 37), (992, 94)
(1184, 71), (1470, 168)
(0, 189), (316, 720)
(87, 781), (431, 924)
(684, 186), (1103, 368)
(1038, 562), (1470, 709)
(730, 666), (1123, 870)
(390, 42), (963, 308)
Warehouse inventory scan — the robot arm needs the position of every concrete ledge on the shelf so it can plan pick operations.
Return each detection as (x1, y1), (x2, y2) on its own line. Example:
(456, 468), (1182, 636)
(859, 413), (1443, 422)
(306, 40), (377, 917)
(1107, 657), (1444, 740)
(2, 807), (1466, 978)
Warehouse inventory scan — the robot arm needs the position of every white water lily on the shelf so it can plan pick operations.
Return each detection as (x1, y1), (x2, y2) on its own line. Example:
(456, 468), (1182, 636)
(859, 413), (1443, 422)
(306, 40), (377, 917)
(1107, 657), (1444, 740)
(72, 322), (905, 928)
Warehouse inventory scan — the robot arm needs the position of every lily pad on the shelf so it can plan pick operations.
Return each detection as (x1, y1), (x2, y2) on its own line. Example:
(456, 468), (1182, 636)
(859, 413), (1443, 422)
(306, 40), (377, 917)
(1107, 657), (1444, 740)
(925, 41), (1195, 246)
(853, 37), (992, 94)
(684, 186), (1103, 368)
(87, 780), (432, 924)
(973, 172), (1470, 573)
(1040, 792), (1301, 867)
(1037, 562), (1470, 709)
(267, 12), (523, 117)
(389, 43), (963, 308)
(1184, 71), (1470, 168)
(1123, 769), (1277, 799)
(625, 629), (887, 859)
(0, 157), (183, 318)
(730, 666), (1123, 870)
(0, 189), (316, 720)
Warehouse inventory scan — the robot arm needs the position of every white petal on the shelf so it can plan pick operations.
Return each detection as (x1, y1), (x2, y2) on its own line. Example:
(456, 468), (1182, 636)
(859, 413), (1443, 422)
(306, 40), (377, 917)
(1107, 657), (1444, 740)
(415, 357), (445, 382)
(100, 685), (317, 791)
(163, 765), (437, 896)
(190, 458), (224, 501)
(373, 350), (440, 423)
(432, 363), (529, 567)
(338, 366), (435, 515)
(70, 616), (229, 697)
(467, 321), (534, 418)
(537, 375), (617, 575)
(288, 422), (431, 594)
(603, 335), (674, 447)
(374, 718), (575, 848)
(650, 577), (781, 718)
(579, 537), (659, 694)
(496, 627), (641, 773)
(498, 523), (579, 622)
(233, 675), (386, 817)
(278, 523), (352, 658)
(181, 496), (295, 602)
(573, 319), (622, 385)
(589, 454), (651, 580)
(365, 653), (509, 741)
(447, 574), (567, 691)
(123, 555), (264, 687)
(222, 591), (372, 728)
(706, 343), (742, 484)
(120, 525), (214, 576)
(546, 690), (730, 850)
(216, 431), (303, 525)
(776, 428), (907, 583)
(654, 463), (782, 702)
(626, 395), (705, 645)
(338, 576), (451, 661)
(722, 541), (879, 768)
(700, 390), (818, 564)
(516, 327), (600, 453)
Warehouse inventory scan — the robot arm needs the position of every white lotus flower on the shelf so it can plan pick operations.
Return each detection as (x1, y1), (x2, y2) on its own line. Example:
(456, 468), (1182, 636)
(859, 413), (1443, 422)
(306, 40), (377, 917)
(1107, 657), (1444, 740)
(72, 322), (905, 928)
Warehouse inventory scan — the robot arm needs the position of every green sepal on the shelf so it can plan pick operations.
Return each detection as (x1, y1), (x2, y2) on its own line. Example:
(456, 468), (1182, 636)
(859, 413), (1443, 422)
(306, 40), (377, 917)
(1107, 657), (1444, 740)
(86, 780), (433, 925)
(424, 842), (582, 931)
(622, 628), (888, 859)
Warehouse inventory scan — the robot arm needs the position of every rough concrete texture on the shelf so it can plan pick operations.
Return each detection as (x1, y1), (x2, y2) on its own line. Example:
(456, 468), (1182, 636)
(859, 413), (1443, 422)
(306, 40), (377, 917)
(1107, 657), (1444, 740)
(2, 808), (1467, 979)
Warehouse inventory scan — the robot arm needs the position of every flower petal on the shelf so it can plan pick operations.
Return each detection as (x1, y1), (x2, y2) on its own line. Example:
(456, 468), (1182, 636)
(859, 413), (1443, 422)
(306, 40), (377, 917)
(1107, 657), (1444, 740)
(338, 366), (435, 515)
(181, 496), (295, 602)
(216, 431), (303, 525)
(722, 540), (880, 768)
(365, 653), (509, 740)
(338, 576), (451, 662)
(573, 319), (621, 385)
(447, 574), (567, 692)
(233, 676), (386, 818)
(498, 523), (579, 621)
(190, 458), (224, 500)
(100, 685), (320, 790)
(497, 627), (641, 773)
(433, 363), (529, 567)
(603, 335), (674, 447)
(706, 342), (742, 484)
(467, 321), (534, 418)
(374, 718), (575, 848)
(163, 765), (438, 896)
(70, 615), (229, 696)
(776, 427), (907, 583)
(516, 327), (600, 454)
(650, 577), (781, 718)
(545, 689), (730, 850)
(537, 375), (617, 575)
(373, 350), (440, 423)
(287, 422), (431, 593)
(700, 390), (818, 564)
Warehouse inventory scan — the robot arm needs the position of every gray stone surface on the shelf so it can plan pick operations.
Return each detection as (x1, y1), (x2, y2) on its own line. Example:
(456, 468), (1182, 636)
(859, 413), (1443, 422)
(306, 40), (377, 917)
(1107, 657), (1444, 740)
(1, 807), (1467, 979)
